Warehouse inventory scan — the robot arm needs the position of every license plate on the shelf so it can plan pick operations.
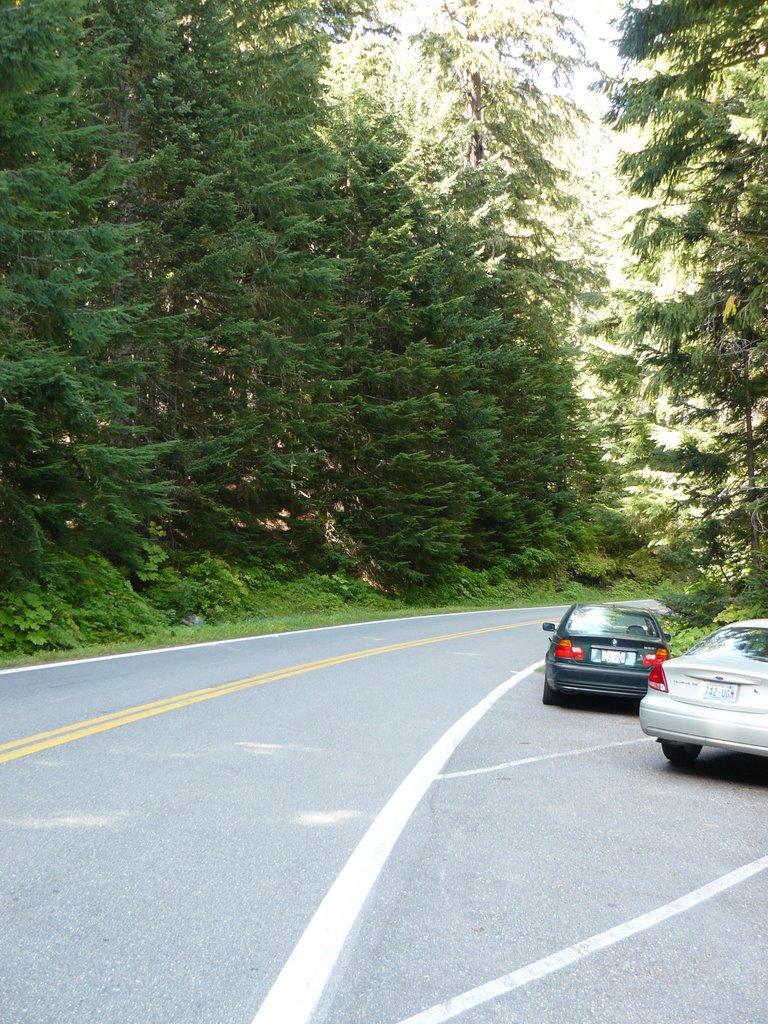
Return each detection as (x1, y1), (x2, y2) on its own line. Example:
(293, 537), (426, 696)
(703, 682), (738, 703)
(594, 649), (635, 666)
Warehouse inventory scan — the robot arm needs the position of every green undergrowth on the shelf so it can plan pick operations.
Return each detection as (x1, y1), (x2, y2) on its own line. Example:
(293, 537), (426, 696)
(658, 577), (768, 656)
(0, 551), (666, 668)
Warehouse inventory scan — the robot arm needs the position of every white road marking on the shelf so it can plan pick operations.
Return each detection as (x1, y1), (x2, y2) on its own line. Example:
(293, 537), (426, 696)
(249, 661), (543, 1024)
(394, 854), (768, 1024)
(0, 814), (129, 829)
(0, 607), (570, 675)
(438, 736), (655, 779)
(236, 742), (286, 751)
(0, 598), (663, 676)
(235, 742), (324, 754)
(293, 810), (367, 826)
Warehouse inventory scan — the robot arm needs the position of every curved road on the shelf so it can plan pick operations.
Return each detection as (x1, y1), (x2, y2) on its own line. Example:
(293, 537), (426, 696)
(1, 606), (767, 1024)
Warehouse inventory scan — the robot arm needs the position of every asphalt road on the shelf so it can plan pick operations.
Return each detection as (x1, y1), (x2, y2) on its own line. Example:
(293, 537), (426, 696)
(1, 606), (767, 1024)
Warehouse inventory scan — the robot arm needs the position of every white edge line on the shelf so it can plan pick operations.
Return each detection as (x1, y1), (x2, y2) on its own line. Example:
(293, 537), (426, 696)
(0, 607), (565, 677)
(395, 854), (768, 1024)
(438, 736), (656, 779)
(0, 598), (663, 677)
(249, 660), (544, 1024)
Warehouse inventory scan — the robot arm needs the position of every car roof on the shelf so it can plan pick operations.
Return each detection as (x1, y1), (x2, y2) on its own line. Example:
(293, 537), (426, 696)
(570, 603), (659, 615)
(710, 619), (768, 629)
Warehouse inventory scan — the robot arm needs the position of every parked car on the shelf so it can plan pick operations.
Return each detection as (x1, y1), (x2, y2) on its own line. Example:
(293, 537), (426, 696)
(640, 619), (768, 764)
(542, 603), (670, 704)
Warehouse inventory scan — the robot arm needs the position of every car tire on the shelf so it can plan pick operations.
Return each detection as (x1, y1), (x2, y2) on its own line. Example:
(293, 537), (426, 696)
(660, 740), (702, 765)
(542, 672), (562, 706)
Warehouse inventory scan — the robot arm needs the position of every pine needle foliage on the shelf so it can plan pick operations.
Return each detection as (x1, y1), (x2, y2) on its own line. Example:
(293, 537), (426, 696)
(606, 0), (768, 578)
(0, 0), (172, 585)
(0, 0), (635, 633)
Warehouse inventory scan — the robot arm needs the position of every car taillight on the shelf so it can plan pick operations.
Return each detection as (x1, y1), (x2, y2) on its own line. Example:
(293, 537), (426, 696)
(648, 663), (669, 691)
(554, 639), (585, 661)
(642, 647), (670, 667)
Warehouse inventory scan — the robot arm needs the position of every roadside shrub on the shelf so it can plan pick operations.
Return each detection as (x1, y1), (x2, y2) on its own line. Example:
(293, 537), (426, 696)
(52, 555), (165, 644)
(547, 579), (604, 603)
(406, 565), (501, 606)
(622, 548), (668, 588)
(71, 590), (161, 644)
(659, 578), (731, 627)
(263, 572), (395, 613)
(0, 539), (686, 659)
(0, 554), (165, 653)
(738, 568), (768, 613)
(566, 550), (619, 586)
(665, 622), (711, 656)
(142, 559), (396, 622)
(143, 556), (259, 623)
(0, 589), (78, 652)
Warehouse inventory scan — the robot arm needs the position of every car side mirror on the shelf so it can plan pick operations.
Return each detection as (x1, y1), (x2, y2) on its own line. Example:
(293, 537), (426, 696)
(663, 633), (671, 644)
(542, 622), (556, 632)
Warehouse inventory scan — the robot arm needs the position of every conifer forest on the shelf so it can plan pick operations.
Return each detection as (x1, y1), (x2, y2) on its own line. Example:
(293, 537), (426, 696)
(2, 0), (768, 653)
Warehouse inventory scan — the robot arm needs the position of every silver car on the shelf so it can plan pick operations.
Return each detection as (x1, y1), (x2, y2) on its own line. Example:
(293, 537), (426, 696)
(640, 619), (768, 765)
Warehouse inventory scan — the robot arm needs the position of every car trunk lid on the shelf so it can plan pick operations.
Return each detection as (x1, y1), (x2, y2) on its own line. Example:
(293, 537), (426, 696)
(665, 658), (768, 713)
(576, 633), (664, 671)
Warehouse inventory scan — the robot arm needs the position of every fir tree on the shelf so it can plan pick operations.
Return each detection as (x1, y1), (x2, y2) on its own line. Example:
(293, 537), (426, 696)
(0, 0), (170, 584)
(321, 39), (501, 580)
(321, 26), (602, 580)
(608, 0), (768, 576)
(82, 0), (346, 560)
(412, 0), (602, 565)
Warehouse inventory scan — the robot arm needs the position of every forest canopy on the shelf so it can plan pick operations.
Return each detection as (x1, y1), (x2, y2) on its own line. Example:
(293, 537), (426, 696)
(1, 0), (765, 651)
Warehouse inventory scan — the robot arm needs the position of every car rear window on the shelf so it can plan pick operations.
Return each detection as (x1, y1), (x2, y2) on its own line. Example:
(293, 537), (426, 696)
(686, 626), (768, 662)
(566, 608), (660, 638)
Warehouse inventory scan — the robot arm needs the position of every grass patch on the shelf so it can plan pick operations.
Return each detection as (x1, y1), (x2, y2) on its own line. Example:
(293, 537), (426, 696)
(0, 578), (661, 671)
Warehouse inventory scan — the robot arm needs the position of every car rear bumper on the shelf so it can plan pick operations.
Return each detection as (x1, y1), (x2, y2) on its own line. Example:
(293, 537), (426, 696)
(548, 660), (649, 698)
(640, 692), (768, 757)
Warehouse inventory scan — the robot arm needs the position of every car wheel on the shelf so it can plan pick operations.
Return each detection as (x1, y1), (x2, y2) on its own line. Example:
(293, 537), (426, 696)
(660, 740), (702, 765)
(542, 672), (562, 706)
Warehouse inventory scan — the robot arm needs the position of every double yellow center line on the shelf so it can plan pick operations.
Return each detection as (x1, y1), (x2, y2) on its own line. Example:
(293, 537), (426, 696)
(1, 620), (542, 765)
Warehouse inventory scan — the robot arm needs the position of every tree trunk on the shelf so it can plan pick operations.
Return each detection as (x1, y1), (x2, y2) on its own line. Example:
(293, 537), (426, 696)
(743, 349), (763, 570)
(465, 68), (483, 166)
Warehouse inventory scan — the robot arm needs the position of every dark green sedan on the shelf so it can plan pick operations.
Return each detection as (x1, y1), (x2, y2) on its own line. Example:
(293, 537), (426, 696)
(542, 603), (670, 704)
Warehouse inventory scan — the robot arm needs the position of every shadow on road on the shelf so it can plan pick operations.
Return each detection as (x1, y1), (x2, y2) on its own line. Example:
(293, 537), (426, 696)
(663, 749), (768, 789)
(554, 693), (642, 718)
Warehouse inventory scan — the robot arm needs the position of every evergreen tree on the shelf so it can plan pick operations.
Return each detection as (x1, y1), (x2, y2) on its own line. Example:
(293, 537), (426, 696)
(607, 0), (768, 577)
(320, 21), (604, 580)
(82, 0), (346, 560)
(321, 38), (505, 581)
(0, 0), (618, 609)
(0, 0), (170, 584)
(412, 0), (603, 565)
